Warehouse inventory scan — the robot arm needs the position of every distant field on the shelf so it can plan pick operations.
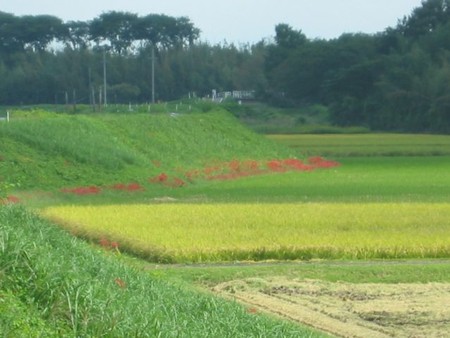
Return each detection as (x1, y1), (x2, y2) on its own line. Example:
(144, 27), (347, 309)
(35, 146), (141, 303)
(267, 133), (450, 157)
(172, 156), (450, 203)
(17, 155), (450, 208)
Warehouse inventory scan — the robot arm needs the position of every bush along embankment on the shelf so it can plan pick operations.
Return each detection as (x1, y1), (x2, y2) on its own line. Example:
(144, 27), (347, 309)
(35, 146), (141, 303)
(0, 205), (323, 337)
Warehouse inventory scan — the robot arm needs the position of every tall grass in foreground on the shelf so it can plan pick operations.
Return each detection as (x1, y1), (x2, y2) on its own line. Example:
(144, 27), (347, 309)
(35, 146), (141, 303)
(0, 205), (322, 337)
(42, 203), (450, 263)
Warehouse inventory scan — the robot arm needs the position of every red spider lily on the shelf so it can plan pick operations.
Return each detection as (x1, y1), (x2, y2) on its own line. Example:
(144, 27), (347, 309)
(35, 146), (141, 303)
(110, 242), (120, 254)
(150, 173), (168, 183)
(99, 238), (110, 248)
(203, 157), (341, 181)
(282, 158), (314, 171)
(267, 160), (287, 172)
(282, 158), (303, 167)
(158, 173), (169, 182)
(0, 195), (21, 205)
(7, 195), (20, 203)
(99, 238), (121, 252)
(228, 160), (241, 172)
(114, 277), (126, 289)
(127, 183), (143, 191)
(149, 173), (186, 188)
(61, 186), (101, 195)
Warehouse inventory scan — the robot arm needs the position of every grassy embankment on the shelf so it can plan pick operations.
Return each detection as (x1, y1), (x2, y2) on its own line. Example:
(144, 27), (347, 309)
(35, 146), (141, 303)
(0, 108), (291, 194)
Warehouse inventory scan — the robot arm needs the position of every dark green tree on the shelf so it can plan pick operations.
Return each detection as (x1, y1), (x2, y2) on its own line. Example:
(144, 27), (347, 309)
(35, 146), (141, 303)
(63, 21), (90, 50)
(398, 0), (450, 38)
(90, 11), (138, 54)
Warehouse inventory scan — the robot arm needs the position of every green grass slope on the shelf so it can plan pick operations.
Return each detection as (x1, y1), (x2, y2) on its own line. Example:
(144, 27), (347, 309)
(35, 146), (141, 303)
(0, 110), (291, 191)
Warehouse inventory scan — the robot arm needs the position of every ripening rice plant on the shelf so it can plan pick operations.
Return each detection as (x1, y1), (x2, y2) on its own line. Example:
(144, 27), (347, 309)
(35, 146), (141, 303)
(41, 203), (450, 263)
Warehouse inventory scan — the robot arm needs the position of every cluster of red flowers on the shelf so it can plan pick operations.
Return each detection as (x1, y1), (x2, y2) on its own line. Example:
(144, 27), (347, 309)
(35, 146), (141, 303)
(114, 277), (127, 289)
(266, 157), (340, 173)
(149, 156), (339, 185)
(149, 173), (186, 188)
(58, 157), (339, 194)
(0, 195), (21, 205)
(61, 182), (145, 196)
(196, 157), (340, 182)
(247, 307), (258, 314)
(60, 186), (102, 195)
(99, 237), (120, 251)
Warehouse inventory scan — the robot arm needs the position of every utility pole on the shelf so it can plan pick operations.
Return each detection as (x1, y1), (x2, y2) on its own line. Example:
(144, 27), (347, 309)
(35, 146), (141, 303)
(88, 67), (92, 107)
(151, 45), (155, 104)
(103, 49), (108, 107)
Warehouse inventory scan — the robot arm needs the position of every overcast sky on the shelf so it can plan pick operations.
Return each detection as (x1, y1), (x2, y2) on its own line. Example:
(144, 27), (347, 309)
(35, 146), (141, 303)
(3, 0), (424, 44)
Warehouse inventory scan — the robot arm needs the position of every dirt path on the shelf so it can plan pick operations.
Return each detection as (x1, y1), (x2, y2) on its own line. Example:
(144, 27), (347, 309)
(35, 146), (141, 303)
(213, 278), (450, 338)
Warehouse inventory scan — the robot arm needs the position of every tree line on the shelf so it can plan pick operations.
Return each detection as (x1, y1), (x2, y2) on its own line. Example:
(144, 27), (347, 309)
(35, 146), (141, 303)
(1, 0), (450, 132)
(266, 0), (450, 132)
(0, 11), (199, 53)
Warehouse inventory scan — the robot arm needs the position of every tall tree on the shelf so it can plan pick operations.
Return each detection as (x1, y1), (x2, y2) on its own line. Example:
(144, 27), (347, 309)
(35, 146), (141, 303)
(20, 15), (65, 51)
(398, 0), (450, 38)
(90, 11), (138, 54)
(63, 21), (90, 50)
(0, 12), (22, 53)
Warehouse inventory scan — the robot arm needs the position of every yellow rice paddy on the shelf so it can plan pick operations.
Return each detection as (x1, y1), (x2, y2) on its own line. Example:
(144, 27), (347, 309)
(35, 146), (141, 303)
(41, 203), (450, 262)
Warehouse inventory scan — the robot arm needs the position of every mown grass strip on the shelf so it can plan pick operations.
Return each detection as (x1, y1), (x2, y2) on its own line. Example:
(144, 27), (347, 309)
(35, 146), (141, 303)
(42, 203), (450, 263)
(144, 260), (450, 287)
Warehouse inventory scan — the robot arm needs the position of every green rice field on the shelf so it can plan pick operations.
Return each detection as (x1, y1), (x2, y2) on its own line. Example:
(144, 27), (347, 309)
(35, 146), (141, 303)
(267, 133), (450, 156)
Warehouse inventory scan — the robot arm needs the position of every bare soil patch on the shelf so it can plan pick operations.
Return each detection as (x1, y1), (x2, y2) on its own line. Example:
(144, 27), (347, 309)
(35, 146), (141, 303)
(212, 278), (450, 337)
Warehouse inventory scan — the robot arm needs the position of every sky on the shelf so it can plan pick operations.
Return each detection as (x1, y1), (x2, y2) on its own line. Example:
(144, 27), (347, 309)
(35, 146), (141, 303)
(2, 0), (425, 44)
